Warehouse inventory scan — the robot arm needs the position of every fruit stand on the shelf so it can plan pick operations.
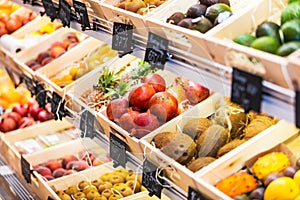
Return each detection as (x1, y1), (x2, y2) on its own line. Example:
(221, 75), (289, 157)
(1, 0), (300, 199)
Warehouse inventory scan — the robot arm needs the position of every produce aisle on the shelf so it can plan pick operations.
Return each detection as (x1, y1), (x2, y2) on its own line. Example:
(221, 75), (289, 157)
(1, 0), (300, 199)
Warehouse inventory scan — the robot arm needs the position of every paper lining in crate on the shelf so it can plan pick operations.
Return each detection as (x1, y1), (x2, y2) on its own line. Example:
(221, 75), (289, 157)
(100, 0), (175, 37)
(12, 27), (89, 76)
(194, 121), (299, 199)
(0, 119), (74, 175)
(144, 0), (256, 59)
(42, 161), (171, 200)
(204, 0), (300, 89)
(138, 93), (298, 194)
(36, 37), (118, 97)
(21, 137), (112, 200)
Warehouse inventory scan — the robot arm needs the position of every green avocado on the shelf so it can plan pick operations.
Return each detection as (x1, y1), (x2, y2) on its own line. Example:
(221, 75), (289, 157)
(281, 19), (300, 42)
(251, 36), (280, 54)
(233, 34), (256, 47)
(205, 3), (232, 23)
(255, 21), (282, 43)
(276, 41), (300, 56)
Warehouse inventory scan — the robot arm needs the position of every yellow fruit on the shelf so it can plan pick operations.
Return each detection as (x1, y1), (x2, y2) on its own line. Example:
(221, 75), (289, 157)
(295, 194), (300, 200)
(294, 170), (300, 188)
(264, 177), (299, 200)
(39, 24), (55, 34)
(69, 67), (78, 78)
(252, 152), (290, 180)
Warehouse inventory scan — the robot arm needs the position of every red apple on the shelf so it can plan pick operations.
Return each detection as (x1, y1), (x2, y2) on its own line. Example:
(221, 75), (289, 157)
(0, 117), (17, 133)
(28, 104), (43, 120)
(7, 112), (22, 123)
(12, 103), (28, 117)
(17, 117), (34, 128)
(37, 110), (53, 122)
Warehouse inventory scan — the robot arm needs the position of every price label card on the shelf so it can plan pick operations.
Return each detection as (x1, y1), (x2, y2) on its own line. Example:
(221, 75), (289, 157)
(112, 22), (133, 54)
(58, 0), (71, 27)
(21, 74), (36, 96)
(35, 83), (47, 108)
(142, 158), (163, 198)
(79, 108), (95, 139)
(51, 92), (63, 120)
(21, 155), (31, 184)
(144, 32), (169, 70)
(109, 134), (127, 168)
(42, 0), (57, 20)
(295, 90), (300, 128)
(231, 67), (262, 113)
(188, 187), (208, 200)
(73, 0), (90, 29)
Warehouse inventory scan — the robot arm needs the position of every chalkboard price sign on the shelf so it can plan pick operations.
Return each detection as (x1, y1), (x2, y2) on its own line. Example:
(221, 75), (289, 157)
(231, 68), (262, 113)
(144, 32), (168, 70)
(21, 155), (31, 184)
(112, 22), (133, 55)
(295, 90), (300, 128)
(188, 187), (208, 200)
(142, 158), (163, 198)
(73, 0), (90, 30)
(35, 83), (47, 108)
(58, 0), (71, 27)
(51, 92), (65, 120)
(79, 108), (95, 139)
(109, 134), (127, 168)
(41, 0), (57, 21)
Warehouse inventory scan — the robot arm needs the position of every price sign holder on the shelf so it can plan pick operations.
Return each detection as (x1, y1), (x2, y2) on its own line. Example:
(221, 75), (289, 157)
(79, 108), (95, 139)
(40, 0), (57, 22)
(112, 22), (133, 57)
(231, 67), (262, 113)
(21, 155), (31, 184)
(292, 80), (300, 128)
(188, 187), (208, 200)
(58, 0), (71, 27)
(73, 0), (91, 31)
(109, 134), (127, 168)
(51, 92), (68, 120)
(144, 32), (169, 70)
(142, 158), (163, 198)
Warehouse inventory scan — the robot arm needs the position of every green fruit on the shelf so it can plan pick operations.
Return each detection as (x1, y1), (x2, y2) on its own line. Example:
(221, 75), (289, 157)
(205, 3), (232, 23)
(192, 16), (213, 33)
(281, 19), (300, 42)
(256, 21), (282, 43)
(281, 1), (300, 25)
(276, 41), (300, 56)
(233, 34), (256, 47)
(251, 36), (280, 54)
(289, 0), (300, 4)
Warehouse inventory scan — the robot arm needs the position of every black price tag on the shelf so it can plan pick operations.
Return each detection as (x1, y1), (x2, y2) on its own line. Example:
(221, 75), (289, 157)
(47, 197), (54, 200)
(21, 155), (31, 184)
(58, 0), (71, 27)
(295, 90), (300, 128)
(109, 134), (127, 168)
(142, 158), (163, 198)
(51, 92), (66, 120)
(35, 83), (47, 108)
(188, 187), (208, 200)
(144, 32), (169, 70)
(79, 108), (95, 139)
(73, 0), (90, 30)
(41, 0), (57, 21)
(21, 74), (36, 97)
(231, 68), (262, 113)
(112, 22), (133, 55)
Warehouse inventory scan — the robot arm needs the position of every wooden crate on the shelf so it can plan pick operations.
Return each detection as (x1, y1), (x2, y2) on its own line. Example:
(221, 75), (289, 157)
(288, 50), (300, 86)
(205, 0), (297, 89)
(0, 119), (73, 175)
(144, 0), (255, 59)
(35, 37), (108, 97)
(195, 121), (299, 199)
(100, 0), (174, 37)
(139, 93), (299, 194)
(13, 28), (88, 76)
(22, 138), (110, 200)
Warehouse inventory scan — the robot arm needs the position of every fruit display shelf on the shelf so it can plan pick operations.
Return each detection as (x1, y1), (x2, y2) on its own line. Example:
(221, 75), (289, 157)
(139, 92), (298, 194)
(0, 119), (74, 176)
(196, 122), (300, 200)
(204, 0), (300, 89)
(144, 0), (256, 59)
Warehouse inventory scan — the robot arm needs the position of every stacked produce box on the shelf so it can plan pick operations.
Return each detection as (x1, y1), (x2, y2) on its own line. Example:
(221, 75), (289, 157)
(0, 0), (300, 199)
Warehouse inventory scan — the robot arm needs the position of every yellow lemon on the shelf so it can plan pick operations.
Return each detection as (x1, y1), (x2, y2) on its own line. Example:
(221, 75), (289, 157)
(264, 177), (299, 200)
(294, 170), (300, 188)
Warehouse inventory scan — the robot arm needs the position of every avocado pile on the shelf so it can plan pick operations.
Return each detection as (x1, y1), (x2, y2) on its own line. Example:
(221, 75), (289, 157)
(166, 0), (232, 33)
(233, 0), (300, 56)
